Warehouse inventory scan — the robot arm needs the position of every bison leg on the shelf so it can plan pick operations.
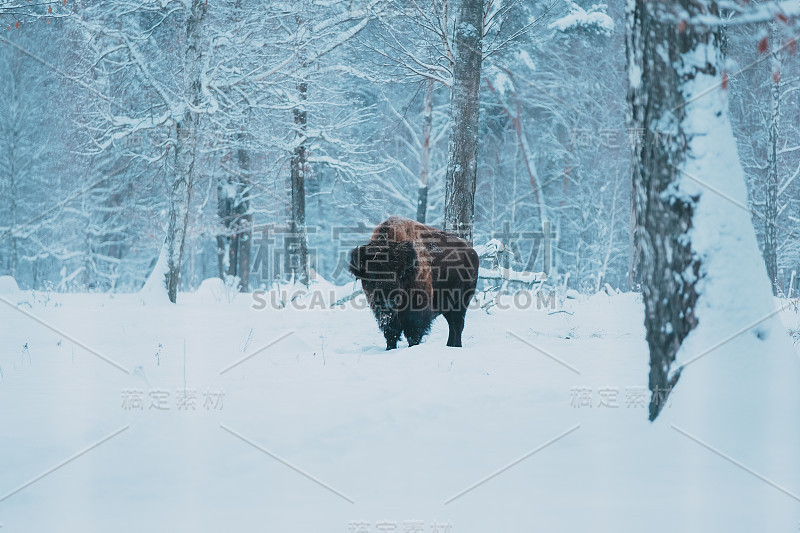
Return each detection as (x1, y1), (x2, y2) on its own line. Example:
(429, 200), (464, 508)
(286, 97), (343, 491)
(400, 310), (433, 347)
(378, 311), (403, 350)
(444, 312), (466, 347)
(404, 323), (426, 347)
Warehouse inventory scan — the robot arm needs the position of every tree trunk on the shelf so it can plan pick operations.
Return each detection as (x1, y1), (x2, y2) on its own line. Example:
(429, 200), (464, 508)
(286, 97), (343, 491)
(764, 31), (780, 294)
(216, 143), (252, 292)
(628, 0), (785, 421)
(417, 78), (434, 223)
(628, 181), (641, 290)
(235, 145), (252, 292)
(443, 0), (484, 243)
(627, 0), (710, 420)
(165, 138), (194, 303)
(165, 0), (207, 303)
(290, 78), (310, 286)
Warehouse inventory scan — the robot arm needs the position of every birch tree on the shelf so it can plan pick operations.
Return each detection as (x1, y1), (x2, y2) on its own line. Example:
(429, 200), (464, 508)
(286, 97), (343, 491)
(161, 0), (208, 302)
(417, 79), (434, 223)
(443, 0), (484, 243)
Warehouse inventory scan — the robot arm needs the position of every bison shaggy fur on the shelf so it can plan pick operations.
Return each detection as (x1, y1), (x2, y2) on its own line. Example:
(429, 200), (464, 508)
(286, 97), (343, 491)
(348, 216), (479, 349)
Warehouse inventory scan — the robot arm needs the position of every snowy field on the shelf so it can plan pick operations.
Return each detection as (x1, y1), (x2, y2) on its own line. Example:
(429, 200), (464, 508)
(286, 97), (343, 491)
(1, 277), (799, 532)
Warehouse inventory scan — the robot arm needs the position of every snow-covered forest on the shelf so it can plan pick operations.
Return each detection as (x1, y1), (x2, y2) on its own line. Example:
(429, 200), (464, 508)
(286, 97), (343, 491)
(1, 0), (626, 293)
(2, 1), (800, 298)
(2, 0), (800, 531)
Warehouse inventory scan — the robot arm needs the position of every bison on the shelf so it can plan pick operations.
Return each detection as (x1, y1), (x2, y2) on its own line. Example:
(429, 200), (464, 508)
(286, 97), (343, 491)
(348, 216), (480, 349)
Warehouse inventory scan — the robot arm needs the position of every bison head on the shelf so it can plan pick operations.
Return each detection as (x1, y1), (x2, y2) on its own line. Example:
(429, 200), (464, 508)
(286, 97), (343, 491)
(348, 241), (417, 283)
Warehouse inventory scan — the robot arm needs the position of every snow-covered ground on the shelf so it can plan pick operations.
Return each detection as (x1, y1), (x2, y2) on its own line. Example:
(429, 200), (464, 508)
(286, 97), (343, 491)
(1, 278), (799, 532)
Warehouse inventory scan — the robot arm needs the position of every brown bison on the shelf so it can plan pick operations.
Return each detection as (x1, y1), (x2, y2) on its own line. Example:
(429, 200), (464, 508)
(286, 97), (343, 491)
(348, 216), (480, 349)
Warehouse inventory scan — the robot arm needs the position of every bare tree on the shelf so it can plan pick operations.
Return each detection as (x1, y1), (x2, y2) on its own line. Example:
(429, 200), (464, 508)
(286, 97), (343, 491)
(216, 140), (253, 291)
(764, 36), (780, 292)
(290, 66), (310, 286)
(164, 0), (209, 302)
(275, 0), (380, 285)
(443, 0), (484, 242)
(417, 79), (434, 223)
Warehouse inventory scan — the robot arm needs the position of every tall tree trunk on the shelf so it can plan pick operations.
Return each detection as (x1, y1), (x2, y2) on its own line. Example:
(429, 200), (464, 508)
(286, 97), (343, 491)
(216, 0), (252, 292)
(628, 0), (784, 421)
(165, 0), (207, 303)
(417, 79), (434, 223)
(764, 31), (780, 294)
(627, 0), (711, 420)
(290, 78), (310, 286)
(165, 134), (194, 303)
(443, 0), (484, 243)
